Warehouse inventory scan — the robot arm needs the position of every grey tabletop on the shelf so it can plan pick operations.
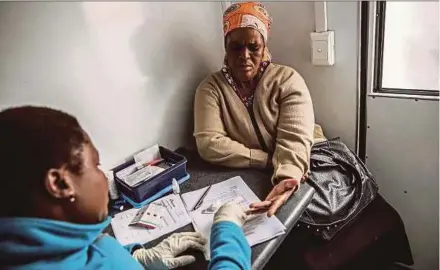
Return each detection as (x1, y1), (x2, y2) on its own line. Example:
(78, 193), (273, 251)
(108, 148), (315, 270)
(174, 149), (315, 270)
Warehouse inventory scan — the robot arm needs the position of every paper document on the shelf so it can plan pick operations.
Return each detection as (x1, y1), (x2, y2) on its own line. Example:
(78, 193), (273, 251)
(133, 144), (161, 164)
(111, 194), (191, 246)
(182, 176), (286, 260)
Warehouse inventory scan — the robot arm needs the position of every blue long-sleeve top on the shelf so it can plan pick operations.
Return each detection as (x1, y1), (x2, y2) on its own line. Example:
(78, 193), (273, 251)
(0, 216), (250, 270)
(0, 216), (143, 270)
(209, 221), (251, 270)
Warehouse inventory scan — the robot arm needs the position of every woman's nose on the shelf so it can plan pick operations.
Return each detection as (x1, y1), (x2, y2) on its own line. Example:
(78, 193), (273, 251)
(238, 48), (250, 60)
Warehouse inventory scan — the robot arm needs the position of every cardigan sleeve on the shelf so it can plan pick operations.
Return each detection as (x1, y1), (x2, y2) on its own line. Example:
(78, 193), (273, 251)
(194, 81), (268, 169)
(271, 72), (314, 184)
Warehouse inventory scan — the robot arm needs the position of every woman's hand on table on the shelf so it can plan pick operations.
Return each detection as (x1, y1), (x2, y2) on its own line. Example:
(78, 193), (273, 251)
(133, 232), (206, 269)
(248, 178), (300, 217)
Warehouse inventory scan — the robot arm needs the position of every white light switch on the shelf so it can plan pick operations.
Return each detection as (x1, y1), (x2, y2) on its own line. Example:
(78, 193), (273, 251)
(310, 31), (335, 66)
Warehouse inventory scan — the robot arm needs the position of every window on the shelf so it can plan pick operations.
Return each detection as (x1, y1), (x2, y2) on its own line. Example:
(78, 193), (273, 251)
(373, 1), (439, 96)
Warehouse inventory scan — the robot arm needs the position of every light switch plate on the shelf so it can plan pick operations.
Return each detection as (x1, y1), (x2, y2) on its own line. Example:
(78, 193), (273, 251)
(310, 31), (335, 66)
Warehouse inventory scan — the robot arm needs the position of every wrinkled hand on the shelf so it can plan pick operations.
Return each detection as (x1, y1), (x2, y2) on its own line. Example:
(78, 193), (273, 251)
(249, 179), (300, 217)
(213, 201), (247, 227)
(133, 232), (206, 269)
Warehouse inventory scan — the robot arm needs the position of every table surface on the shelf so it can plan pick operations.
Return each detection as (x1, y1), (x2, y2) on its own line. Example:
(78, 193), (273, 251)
(109, 148), (315, 270)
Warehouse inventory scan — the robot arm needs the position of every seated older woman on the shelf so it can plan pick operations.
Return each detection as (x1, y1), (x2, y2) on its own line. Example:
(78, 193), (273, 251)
(194, 2), (325, 216)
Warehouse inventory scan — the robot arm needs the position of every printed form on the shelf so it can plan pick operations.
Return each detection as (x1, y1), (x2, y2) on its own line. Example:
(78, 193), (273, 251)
(111, 193), (191, 246)
(182, 176), (286, 260)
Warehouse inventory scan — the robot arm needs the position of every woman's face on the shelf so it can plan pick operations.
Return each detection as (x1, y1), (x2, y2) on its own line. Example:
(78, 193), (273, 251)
(66, 141), (109, 224)
(225, 28), (265, 83)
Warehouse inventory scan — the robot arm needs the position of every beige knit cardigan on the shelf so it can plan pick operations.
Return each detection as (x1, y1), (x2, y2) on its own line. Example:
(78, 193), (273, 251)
(194, 63), (316, 184)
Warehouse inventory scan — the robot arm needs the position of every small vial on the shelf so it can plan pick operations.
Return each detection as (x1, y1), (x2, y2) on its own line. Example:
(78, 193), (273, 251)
(106, 170), (119, 200)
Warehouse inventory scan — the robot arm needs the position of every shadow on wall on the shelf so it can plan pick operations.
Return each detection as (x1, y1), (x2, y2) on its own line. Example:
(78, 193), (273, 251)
(129, 10), (216, 149)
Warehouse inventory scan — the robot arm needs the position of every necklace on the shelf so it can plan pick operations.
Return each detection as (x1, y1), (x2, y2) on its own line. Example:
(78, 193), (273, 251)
(221, 61), (270, 109)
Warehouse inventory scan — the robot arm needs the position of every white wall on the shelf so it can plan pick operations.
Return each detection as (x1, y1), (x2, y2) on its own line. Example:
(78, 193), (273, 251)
(366, 97), (439, 270)
(0, 1), (361, 163)
(264, 2), (359, 150)
(0, 2), (224, 168)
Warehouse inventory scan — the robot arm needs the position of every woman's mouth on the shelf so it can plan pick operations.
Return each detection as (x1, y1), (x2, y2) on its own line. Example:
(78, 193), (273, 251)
(238, 65), (253, 71)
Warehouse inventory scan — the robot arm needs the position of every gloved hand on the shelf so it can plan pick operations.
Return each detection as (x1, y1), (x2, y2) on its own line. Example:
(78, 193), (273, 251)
(213, 202), (247, 227)
(133, 232), (206, 269)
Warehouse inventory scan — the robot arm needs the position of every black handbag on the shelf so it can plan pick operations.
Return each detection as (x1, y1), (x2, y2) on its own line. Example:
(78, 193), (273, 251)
(298, 138), (379, 240)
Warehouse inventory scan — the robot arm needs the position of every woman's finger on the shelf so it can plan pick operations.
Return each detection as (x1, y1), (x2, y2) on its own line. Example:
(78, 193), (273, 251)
(249, 200), (272, 209)
(246, 207), (270, 215)
(268, 194), (282, 202)
(267, 190), (294, 217)
(265, 179), (299, 200)
(265, 185), (283, 201)
(267, 197), (284, 217)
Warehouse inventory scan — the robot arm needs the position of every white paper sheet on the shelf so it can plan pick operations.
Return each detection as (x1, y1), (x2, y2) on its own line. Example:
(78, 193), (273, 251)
(182, 176), (286, 260)
(111, 194), (191, 246)
(133, 144), (161, 164)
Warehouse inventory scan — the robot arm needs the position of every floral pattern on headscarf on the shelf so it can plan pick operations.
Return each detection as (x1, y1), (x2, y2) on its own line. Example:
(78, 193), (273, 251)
(223, 2), (273, 62)
(223, 2), (272, 42)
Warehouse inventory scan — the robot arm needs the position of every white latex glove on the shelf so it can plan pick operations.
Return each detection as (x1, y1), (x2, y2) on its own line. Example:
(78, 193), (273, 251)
(213, 202), (247, 227)
(133, 232), (206, 269)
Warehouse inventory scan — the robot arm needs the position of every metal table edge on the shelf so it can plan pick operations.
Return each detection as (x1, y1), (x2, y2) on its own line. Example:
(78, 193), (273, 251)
(251, 184), (316, 270)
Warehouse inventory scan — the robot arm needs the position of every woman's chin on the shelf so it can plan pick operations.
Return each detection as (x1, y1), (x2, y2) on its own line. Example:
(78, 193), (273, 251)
(235, 72), (255, 83)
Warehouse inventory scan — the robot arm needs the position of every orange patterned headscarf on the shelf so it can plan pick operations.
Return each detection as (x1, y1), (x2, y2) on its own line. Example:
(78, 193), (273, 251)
(223, 2), (273, 61)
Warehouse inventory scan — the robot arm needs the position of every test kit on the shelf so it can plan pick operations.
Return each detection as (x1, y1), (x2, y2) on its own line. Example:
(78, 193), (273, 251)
(111, 145), (189, 208)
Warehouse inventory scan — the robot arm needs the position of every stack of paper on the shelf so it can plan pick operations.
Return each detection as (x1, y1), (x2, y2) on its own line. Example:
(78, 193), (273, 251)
(182, 176), (286, 260)
(111, 176), (286, 259)
(111, 194), (191, 246)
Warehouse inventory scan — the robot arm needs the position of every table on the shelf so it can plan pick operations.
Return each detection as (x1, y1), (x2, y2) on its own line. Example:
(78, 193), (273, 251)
(108, 148), (413, 270)
(177, 148), (316, 270)
(108, 148), (316, 270)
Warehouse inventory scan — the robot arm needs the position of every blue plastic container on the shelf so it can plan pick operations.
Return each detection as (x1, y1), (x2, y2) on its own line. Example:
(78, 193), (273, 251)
(113, 146), (188, 207)
(120, 173), (190, 208)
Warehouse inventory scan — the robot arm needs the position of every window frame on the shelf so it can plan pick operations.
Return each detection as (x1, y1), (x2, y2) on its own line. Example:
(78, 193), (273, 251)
(369, 1), (439, 98)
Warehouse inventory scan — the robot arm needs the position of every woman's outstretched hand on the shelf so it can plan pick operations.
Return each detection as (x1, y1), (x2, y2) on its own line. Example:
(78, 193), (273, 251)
(248, 179), (300, 217)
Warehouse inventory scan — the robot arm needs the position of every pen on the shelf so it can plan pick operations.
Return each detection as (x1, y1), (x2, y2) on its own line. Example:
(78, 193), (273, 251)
(192, 185), (212, 211)
(179, 193), (188, 211)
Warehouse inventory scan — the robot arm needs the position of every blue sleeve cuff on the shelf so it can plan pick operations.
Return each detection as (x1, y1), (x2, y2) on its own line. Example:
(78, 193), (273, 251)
(209, 221), (251, 270)
(123, 243), (144, 254)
